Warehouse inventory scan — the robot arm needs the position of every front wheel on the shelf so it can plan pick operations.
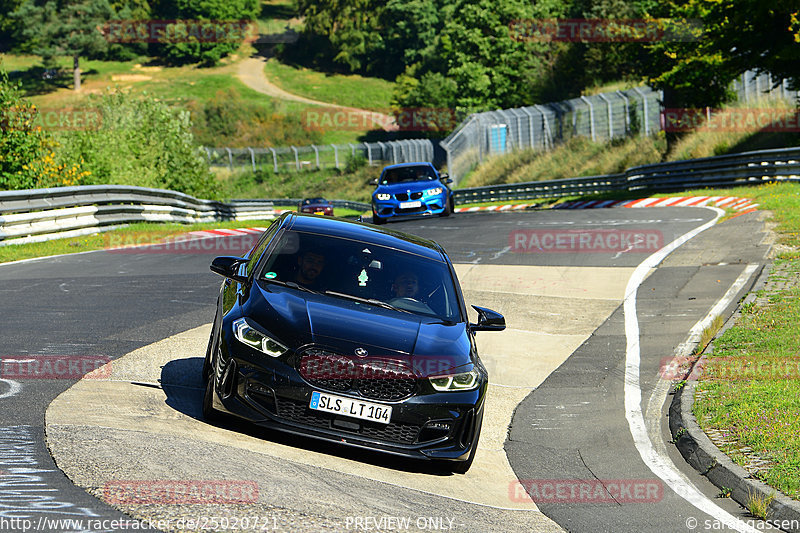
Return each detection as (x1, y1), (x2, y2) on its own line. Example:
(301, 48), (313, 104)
(439, 197), (453, 217)
(372, 211), (386, 225)
(450, 428), (479, 474)
(202, 372), (225, 423)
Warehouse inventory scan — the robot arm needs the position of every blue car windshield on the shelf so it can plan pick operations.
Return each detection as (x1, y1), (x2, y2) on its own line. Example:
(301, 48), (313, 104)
(258, 230), (461, 322)
(380, 165), (436, 184)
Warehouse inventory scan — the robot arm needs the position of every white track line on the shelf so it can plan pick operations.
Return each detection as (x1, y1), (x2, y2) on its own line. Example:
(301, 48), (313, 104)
(623, 206), (760, 532)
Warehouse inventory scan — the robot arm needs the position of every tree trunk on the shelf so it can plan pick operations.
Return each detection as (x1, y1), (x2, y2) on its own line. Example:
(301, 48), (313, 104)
(73, 55), (81, 91)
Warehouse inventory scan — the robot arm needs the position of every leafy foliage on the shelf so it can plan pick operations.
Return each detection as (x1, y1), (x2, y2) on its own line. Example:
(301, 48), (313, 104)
(151, 0), (259, 65)
(13, 0), (115, 89)
(0, 69), (90, 189)
(55, 90), (218, 197)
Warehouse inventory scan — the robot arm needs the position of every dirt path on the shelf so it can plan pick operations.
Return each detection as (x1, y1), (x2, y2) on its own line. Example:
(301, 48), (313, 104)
(237, 56), (397, 131)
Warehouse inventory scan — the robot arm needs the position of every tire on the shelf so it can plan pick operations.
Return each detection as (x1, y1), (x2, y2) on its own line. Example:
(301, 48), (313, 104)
(202, 321), (216, 381)
(202, 372), (222, 422)
(450, 428), (479, 474)
(439, 197), (452, 217)
(372, 211), (386, 225)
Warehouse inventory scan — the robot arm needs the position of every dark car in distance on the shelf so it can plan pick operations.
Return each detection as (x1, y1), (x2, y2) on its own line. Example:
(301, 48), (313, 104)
(298, 197), (334, 216)
(203, 212), (505, 473)
(371, 162), (454, 224)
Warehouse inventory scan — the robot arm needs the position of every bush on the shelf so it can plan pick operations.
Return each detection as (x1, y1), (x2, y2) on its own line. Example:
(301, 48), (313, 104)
(0, 69), (90, 189)
(187, 88), (323, 147)
(56, 90), (218, 198)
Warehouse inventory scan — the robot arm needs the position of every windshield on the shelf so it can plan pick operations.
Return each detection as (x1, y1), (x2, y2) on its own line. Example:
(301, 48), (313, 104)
(380, 165), (437, 185)
(258, 230), (460, 321)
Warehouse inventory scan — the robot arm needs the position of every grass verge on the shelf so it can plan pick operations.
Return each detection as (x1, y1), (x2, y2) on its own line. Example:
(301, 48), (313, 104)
(687, 182), (800, 501)
(262, 58), (394, 112)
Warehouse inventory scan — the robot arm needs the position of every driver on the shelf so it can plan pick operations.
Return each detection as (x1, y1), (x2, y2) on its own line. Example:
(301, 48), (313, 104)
(296, 250), (326, 288)
(392, 272), (419, 299)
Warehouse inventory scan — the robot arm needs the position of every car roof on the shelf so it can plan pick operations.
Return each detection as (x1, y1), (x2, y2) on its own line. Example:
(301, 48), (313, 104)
(283, 212), (446, 261)
(381, 162), (436, 172)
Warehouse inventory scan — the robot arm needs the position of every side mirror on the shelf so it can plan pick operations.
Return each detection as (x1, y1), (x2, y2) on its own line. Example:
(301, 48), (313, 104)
(210, 256), (249, 283)
(443, 177), (453, 184)
(369, 178), (379, 186)
(470, 305), (505, 332)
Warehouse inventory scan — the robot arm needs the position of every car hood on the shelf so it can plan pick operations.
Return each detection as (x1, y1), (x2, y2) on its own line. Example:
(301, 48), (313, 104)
(247, 284), (472, 369)
(374, 180), (439, 195)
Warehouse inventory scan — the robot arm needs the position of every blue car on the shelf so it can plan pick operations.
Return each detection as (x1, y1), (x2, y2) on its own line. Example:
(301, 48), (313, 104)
(371, 162), (454, 225)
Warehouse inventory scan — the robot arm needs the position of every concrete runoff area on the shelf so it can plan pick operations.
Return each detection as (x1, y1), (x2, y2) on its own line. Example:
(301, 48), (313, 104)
(45, 264), (638, 531)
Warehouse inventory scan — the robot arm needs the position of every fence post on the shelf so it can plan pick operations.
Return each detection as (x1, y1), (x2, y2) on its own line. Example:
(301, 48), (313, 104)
(332, 144), (340, 169)
(312, 145), (320, 170)
(291, 146), (300, 171)
(248, 148), (256, 172)
(349, 143), (356, 160)
(597, 93), (613, 139)
(364, 142), (372, 165)
(204, 147), (212, 165)
(225, 148), (233, 171)
(377, 141), (387, 164)
(521, 108), (536, 149)
(269, 148), (278, 173)
(743, 72), (749, 102)
(616, 91), (630, 135)
(580, 96), (596, 142)
(632, 87), (649, 136)
(534, 105), (552, 150)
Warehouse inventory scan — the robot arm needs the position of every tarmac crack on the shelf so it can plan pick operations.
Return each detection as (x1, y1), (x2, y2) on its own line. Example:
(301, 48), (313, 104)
(577, 448), (622, 506)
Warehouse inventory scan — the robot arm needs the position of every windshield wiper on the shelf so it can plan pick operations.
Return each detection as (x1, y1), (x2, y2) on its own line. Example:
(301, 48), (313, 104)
(324, 291), (413, 314)
(263, 278), (322, 295)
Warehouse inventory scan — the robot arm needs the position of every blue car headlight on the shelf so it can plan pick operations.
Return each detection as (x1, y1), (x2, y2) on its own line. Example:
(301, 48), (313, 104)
(425, 187), (443, 196)
(233, 318), (287, 357)
(375, 193), (391, 201)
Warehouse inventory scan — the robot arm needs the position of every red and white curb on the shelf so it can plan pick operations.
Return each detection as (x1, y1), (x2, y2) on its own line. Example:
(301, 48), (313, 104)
(454, 204), (536, 213)
(454, 196), (758, 214)
(185, 227), (268, 240)
(554, 196), (758, 212)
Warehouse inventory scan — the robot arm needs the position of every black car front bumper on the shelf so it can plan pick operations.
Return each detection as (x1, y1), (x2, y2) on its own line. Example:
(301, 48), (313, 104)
(210, 343), (486, 463)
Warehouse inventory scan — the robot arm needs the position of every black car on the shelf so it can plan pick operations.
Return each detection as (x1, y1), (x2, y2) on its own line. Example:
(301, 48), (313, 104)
(203, 212), (505, 473)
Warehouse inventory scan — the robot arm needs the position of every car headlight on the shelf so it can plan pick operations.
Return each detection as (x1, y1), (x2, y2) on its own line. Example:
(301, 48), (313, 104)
(429, 369), (479, 391)
(375, 193), (391, 201)
(233, 318), (287, 357)
(425, 187), (443, 196)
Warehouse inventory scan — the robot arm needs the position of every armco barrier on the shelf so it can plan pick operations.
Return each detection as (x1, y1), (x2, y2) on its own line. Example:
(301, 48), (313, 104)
(0, 185), (276, 246)
(3, 146), (799, 245)
(452, 146), (800, 204)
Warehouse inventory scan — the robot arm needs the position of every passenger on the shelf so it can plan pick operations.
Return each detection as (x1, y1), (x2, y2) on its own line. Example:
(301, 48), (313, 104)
(392, 272), (420, 299)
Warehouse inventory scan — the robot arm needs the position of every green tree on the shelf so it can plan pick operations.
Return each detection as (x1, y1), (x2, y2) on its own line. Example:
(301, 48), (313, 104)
(13, 0), (116, 91)
(643, 0), (800, 108)
(152, 0), (259, 65)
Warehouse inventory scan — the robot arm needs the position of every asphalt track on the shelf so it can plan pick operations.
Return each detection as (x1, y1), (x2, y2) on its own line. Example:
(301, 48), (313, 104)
(0, 208), (772, 532)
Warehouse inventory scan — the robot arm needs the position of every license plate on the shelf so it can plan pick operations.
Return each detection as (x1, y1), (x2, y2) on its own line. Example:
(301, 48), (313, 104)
(399, 201), (422, 209)
(309, 391), (392, 424)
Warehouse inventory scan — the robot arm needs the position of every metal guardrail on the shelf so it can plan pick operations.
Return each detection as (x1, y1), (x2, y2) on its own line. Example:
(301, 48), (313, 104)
(0, 185), (276, 246)
(452, 146), (800, 204)
(3, 146), (798, 246)
(255, 198), (372, 212)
